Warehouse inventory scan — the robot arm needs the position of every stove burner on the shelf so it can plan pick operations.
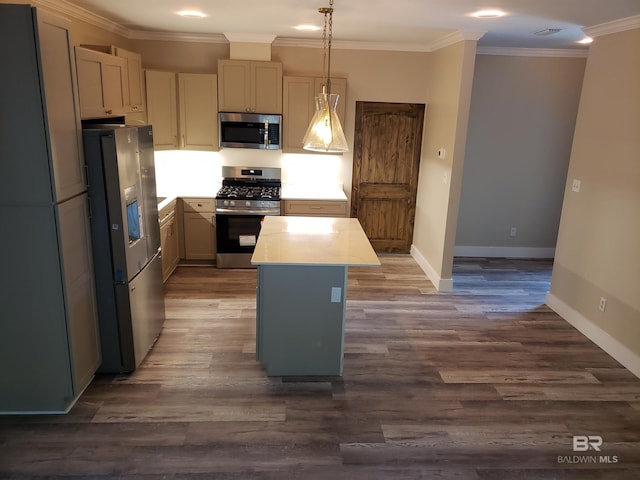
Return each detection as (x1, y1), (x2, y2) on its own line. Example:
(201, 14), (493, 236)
(217, 185), (280, 200)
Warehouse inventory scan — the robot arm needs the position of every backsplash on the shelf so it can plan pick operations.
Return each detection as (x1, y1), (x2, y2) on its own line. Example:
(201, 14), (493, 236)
(154, 149), (344, 197)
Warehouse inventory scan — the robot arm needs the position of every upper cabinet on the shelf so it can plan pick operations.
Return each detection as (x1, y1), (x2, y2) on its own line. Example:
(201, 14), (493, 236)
(218, 60), (282, 114)
(75, 46), (128, 118)
(146, 70), (219, 151)
(282, 76), (347, 153)
(145, 70), (178, 149)
(178, 73), (219, 151)
(111, 46), (145, 113)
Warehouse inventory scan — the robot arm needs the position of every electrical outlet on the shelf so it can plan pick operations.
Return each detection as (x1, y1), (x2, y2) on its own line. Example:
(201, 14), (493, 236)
(331, 287), (341, 303)
(599, 297), (607, 312)
(510, 227), (517, 237)
(572, 179), (581, 192)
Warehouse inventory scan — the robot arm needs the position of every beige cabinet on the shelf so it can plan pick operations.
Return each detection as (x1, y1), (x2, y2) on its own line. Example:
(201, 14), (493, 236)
(178, 73), (219, 150)
(218, 59), (282, 114)
(111, 46), (144, 113)
(1, 5), (100, 413)
(182, 198), (216, 260)
(159, 199), (180, 282)
(75, 46), (128, 118)
(57, 194), (101, 393)
(145, 70), (178, 149)
(282, 76), (346, 153)
(146, 71), (219, 151)
(284, 199), (348, 217)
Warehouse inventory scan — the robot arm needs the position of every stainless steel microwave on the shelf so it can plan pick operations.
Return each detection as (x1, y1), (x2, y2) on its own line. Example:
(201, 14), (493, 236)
(219, 112), (281, 150)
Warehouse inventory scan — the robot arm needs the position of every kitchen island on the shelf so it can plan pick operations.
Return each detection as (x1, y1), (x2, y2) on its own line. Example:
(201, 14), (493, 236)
(251, 216), (380, 376)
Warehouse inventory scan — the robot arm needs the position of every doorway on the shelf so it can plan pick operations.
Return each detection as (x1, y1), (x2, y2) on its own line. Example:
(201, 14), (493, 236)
(351, 101), (425, 252)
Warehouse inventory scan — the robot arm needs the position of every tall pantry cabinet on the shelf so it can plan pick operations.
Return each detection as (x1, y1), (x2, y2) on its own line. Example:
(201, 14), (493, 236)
(0, 5), (101, 413)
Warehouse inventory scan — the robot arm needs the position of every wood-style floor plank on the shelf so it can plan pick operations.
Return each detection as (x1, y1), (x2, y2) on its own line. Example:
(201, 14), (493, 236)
(1, 255), (640, 479)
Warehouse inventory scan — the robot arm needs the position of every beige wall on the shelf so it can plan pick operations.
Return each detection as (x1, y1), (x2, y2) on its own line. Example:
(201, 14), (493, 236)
(456, 54), (586, 256)
(412, 40), (477, 290)
(548, 28), (640, 374)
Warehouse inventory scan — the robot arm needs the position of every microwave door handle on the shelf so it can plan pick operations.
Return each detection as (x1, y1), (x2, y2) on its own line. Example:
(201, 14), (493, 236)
(264, 119), (269, 148)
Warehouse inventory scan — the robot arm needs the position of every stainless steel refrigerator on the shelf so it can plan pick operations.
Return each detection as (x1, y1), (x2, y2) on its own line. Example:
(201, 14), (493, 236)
(82, 125), (165, 373)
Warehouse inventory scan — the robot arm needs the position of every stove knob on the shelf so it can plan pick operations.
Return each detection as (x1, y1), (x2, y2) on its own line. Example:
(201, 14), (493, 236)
(223, 200), (229, 206)
(245, 201), (251, 207)
(230, 200), (235, 206)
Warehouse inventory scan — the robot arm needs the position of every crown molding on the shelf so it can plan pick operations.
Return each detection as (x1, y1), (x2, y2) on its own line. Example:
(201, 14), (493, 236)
(428, 30), (486, 51)
(224, 33), (276, 44)
(584, 14), (640, 38)
(33, 0), (129, 37)
(477, 46), (589, 58)
(129, 30), (227, 44)
(274, 37), (435, 52)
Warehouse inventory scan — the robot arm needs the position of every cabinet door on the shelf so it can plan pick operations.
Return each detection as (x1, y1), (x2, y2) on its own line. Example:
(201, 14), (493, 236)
(283, 77), (315, 152)
(282, 76), (347, 153)
(252, 62), (282, 114)
(146, 70), (178, 150)
(37, 11), (85, 202)
(218, 60), (251, 112)
(112, 46), (144, 112)
(160, 214), (179, 282)
(57, 194), (101, 395)
(184, 212), (216, 260)
(75, 47), (127, 118)
(178, 73), (219, 151)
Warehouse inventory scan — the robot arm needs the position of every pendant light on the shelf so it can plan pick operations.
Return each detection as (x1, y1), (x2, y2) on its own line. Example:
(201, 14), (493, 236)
(302, 0), (349, 153)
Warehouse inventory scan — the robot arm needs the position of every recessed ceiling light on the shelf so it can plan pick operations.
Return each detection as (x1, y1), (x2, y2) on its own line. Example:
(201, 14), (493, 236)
(177, 10), (207, 18)
(471, 10), (506, 19)
(578, 36), (594, 44)
(294, 24), (322, 31)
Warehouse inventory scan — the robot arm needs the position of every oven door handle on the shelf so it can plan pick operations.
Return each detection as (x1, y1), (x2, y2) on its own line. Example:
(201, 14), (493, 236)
(216, 208), (280, 216)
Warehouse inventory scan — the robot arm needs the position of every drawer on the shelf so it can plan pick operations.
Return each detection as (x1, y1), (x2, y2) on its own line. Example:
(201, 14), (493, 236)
(182, 197), (215, 213)
(159, 198), (177, 224)
(284, 200), (348, 217)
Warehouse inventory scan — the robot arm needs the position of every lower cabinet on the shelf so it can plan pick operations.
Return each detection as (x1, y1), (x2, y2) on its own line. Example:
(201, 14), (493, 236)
(283, 199), (348, 217)
(159, 199), (179, 282)
(182, 198), (216, 260)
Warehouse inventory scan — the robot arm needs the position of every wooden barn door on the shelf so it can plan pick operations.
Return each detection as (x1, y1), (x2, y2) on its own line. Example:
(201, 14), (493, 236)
(351, 102), (425, 252)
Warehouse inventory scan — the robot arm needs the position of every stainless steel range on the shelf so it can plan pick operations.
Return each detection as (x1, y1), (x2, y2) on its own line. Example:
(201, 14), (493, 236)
(215, 166), (281, 268)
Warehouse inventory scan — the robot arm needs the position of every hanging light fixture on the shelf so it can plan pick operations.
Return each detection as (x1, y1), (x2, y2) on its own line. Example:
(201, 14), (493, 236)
(302, 0), (349, 153)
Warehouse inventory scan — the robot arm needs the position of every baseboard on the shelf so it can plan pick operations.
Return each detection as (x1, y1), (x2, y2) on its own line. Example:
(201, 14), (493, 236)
(546, 292), (640, 379)
(410, 245), (453, 292)
(454, 246), (556, 258)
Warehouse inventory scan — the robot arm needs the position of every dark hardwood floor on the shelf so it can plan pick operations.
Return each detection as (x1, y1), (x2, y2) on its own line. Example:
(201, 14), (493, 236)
(2, 255), (640, 479)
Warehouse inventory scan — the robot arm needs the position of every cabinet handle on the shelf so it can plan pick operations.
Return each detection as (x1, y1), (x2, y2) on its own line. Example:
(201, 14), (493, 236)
(182, 135), (185, 148)
(105, 109), (113, 115)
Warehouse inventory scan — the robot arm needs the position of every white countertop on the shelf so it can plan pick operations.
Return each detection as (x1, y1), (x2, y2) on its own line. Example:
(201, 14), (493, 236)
(251, 216), (380, 267)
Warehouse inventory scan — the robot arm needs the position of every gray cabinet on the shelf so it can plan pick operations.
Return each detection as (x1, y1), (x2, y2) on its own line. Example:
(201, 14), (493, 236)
(0, 5), (100, 413)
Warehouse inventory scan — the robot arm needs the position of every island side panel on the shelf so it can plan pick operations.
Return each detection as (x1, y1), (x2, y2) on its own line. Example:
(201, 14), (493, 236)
(256, 264), (348, 376)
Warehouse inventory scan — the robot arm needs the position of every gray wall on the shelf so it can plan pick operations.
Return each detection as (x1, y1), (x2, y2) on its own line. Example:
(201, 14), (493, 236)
(456, 54), (586, 257)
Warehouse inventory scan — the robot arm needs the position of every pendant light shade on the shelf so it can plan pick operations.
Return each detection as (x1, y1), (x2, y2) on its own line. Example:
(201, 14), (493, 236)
(303, 92), (348, 152)
(302, 0), (348, 153)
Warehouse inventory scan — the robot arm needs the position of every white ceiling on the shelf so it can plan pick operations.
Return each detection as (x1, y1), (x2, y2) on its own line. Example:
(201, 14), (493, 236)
(64, 0), (640, 51)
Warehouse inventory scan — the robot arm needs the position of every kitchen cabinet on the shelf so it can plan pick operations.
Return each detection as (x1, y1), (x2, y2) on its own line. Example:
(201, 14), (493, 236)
(159, 199), (180, 282)
(218, 59), (282, 114)
(178, 73), (219, 150)
(111, 46), (145, 113)
(282, 76), (347, 153)
(75, 45), (128, 118)
(182, 198), (216, 261)
(146, 71), (219, 151)
(145, 70), (178, 149)
(0, 5), (100, 413)
(284, 199), (348, 217)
